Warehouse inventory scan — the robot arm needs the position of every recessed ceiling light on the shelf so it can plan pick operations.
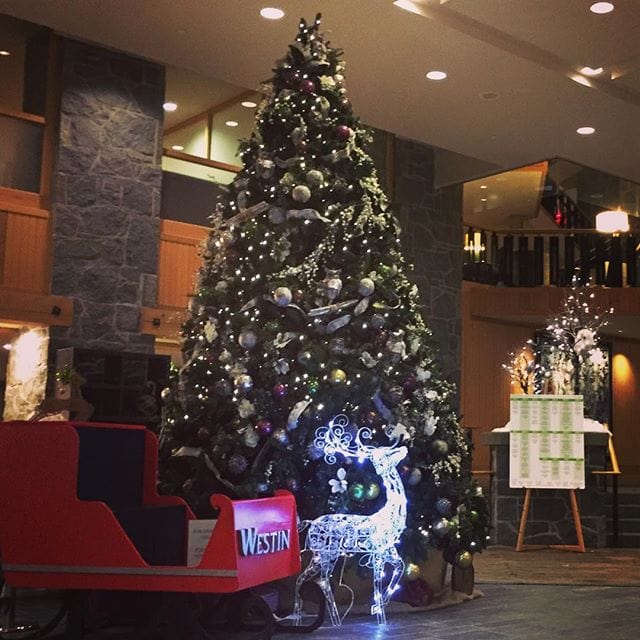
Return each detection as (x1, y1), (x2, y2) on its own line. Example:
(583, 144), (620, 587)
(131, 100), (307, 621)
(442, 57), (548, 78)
(480, 185), (488, 189)
(577, 126), (596, 135)
(241, 100), (257, 108)
(0, 50), (10, 56)
(171, 145), (184, 151)
(480, 197), (488, 202)
(580, 66), (604, 76)
(163, 102), (178, 112)
(590, 2), (614, 14)
(426, 70), (447, 81)
(225, 120), (239, 127)
(260, 7), (285, 20)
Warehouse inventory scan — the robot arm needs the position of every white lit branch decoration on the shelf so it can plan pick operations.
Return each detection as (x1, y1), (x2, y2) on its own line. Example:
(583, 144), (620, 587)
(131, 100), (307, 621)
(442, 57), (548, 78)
(294, 415), (407, 626)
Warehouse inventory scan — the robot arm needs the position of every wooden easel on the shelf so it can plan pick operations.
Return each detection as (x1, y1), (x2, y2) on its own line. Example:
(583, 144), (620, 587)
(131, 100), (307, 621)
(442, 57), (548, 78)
(516, 487), (585, 552)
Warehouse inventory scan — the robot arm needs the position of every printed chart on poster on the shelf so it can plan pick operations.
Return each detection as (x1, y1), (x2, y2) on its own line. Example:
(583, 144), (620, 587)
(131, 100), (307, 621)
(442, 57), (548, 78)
(509, 395), (585, 489)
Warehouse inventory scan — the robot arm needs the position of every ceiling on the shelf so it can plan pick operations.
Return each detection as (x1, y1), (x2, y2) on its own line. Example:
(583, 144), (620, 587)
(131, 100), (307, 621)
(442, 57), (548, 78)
(0, 0), (638, 185)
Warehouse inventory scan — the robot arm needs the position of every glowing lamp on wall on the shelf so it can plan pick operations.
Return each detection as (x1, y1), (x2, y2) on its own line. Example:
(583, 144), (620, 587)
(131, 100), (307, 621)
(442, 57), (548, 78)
(596, 209), (629, 234)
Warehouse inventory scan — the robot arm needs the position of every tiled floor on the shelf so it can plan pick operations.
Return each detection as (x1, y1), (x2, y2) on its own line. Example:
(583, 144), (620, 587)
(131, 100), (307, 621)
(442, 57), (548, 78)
(4, 583), (640, 639)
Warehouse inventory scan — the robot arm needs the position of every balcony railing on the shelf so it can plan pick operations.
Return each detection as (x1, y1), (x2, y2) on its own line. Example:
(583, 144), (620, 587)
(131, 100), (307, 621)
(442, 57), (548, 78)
(463, 227), (639, 288)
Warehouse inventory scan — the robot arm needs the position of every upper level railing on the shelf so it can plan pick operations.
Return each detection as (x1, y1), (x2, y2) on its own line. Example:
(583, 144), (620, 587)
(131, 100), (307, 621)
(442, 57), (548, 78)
(463, 226), (639, 288)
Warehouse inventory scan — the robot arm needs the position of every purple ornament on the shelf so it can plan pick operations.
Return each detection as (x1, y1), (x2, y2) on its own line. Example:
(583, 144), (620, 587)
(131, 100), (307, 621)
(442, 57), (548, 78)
(228, 453), (248, 475)
(403, 374), (418, 394)
(272, 383), (288, 398)
(299, 79), (315, 94)
(336, 124), (351, 141)
(256, 419), (273, 437)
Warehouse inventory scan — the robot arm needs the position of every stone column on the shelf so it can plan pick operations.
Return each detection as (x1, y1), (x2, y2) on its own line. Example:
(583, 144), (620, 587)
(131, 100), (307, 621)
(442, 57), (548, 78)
(2, 327), (49, 420)
(49, 38), (165, 354)
(393, 137), (462, 392)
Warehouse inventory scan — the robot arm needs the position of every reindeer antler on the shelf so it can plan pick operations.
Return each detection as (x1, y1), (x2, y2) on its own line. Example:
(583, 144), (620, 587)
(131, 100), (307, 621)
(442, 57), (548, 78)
(314, 415), (376, 464)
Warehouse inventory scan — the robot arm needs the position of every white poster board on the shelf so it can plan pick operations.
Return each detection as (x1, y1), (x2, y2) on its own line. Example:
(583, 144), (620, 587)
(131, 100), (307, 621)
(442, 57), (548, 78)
(187, 519), (217, 566)
(509, 395), (585, 489)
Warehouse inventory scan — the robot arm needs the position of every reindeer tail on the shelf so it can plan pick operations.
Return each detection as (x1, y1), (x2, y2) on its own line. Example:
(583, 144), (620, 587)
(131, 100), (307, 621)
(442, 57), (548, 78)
(298, 519), (312, 532)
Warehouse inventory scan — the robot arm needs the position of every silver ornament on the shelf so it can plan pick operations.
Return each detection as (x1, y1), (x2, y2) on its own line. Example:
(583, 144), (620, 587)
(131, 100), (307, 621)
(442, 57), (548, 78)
(244, 427), (259, 448)
(317, 95), (330, 115)
(273, 428), (289, 445)
(269, 207), (286, 224)
(238, 330), (257, 349)
(292, 184), (312, 203)
(160, 387), (172, 401)
(273, 286), (293, 307)
(305, 169), (324, 187)
(236, 190), (249, 209)
(235, 374), (253, 392)
(214, 379), (233, 396)
(323, 271), (342, 301)
(329, 338), (347, 354)
(257, 158), (275, 179)
(408, 468), (423, 486)
(358, 277), (375, 297)
(433, 518), (450, 538)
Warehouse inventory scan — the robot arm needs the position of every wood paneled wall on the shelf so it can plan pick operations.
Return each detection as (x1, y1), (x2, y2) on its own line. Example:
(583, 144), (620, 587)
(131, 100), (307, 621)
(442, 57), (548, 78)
(0, 203), (49, 294)
(461, 285), (532, 471)
(157, 219), (208, 309)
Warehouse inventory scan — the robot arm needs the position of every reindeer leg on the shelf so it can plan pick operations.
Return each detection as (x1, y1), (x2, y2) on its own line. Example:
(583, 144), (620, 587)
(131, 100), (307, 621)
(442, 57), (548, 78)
(383, 547), (404, 605)
(318, 556), (341, 627)
(294, 554), (320, 624)
(371, 554), (387, 626)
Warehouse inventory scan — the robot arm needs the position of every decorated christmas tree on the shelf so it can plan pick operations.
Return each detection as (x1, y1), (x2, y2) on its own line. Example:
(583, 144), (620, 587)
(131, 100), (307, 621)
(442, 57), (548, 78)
(159, 15), (488, 577)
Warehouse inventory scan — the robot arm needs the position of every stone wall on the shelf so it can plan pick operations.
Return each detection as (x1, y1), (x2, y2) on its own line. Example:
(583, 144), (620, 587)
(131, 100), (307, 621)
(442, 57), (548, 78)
(49, 39), (165, 354)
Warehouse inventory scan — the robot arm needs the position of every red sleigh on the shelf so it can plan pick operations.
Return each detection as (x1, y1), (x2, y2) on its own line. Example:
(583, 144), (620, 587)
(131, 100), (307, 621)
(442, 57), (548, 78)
(0, 421), (324, 638)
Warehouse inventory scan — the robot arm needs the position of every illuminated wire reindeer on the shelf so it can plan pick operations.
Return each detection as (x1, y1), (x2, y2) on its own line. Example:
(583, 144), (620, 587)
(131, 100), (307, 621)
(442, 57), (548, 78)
(294, 415), (408, 626)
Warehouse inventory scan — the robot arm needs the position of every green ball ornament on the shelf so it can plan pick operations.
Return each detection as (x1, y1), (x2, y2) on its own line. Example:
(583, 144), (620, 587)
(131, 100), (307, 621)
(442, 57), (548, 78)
(455, 551), (473, 569)
(329, 368), (347, 384)
(403, 562), (421, 581)
(349, 482), (366, 502)
(470, 510), (479, 521)
(365, 482), (380, 500)
(307, 377), (320, 394)
(432, 439), (449, 456)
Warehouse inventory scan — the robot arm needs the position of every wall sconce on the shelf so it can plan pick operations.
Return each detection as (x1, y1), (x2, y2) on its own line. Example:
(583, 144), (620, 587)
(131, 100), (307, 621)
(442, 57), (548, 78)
(596, 209), (629, 234)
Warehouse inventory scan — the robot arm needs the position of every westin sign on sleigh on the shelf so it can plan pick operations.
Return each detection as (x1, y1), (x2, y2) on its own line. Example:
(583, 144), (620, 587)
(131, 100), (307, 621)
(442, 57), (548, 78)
(238, 527), (291, 556)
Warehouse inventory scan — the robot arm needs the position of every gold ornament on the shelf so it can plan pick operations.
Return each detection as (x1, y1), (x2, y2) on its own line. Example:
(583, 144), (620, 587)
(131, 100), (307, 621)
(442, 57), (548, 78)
(329, 368), (347, 384)
(456, 550), (473, 569)
(404, 562), (421, 581)
(365, 482), (380, 500)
